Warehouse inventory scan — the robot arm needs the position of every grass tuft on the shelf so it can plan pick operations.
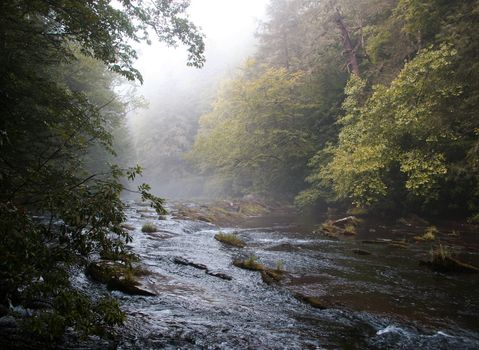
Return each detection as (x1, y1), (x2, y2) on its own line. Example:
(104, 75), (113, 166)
(414, 226), (438, 241)
(141, 222), (158, 233)
(214, 232), (246, 248)
(233, 255), (264, 271)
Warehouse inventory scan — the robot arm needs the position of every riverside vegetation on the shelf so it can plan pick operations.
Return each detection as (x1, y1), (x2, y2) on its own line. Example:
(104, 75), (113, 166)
(0, 0), (204, 346)
(189, 0), (479, 222)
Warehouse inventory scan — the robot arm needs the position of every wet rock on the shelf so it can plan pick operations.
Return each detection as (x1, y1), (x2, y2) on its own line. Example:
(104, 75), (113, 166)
(238, 200), (269, 216)
(86, 261), (115, 284)
(141, 214), (158, 219)
(352, 249), (372, 256)
(420, 257), (479, 273)
(86, 261), (156, 296)
(397, 214), (429, 227)
(362, 239), (392, 245)
(173, 257), (208, 270)
(233, 257), (265, 271)
(205, 270), (233, 281)
(107, 277), (156, 296)
(293, 293), (334, 310)
(121, 223), (135, 231)
(388, 241), (409, 248)
(214, 232), (246, 248)
(319, 217), (359, 237)
(171, 198), (292, 226)
(260, 269), (284, 285)
(362, 239), (409, 248)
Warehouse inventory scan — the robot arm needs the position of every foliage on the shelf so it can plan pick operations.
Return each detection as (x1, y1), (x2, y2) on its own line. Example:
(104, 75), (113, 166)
(189, 62), (319, 196)
(0, 0), (204, 344)
(302, 43), (478, 213)
(189, 0), (479, 219)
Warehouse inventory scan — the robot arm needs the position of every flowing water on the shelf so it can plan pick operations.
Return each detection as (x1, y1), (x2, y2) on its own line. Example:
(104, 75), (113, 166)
(83, 202), (479, 349)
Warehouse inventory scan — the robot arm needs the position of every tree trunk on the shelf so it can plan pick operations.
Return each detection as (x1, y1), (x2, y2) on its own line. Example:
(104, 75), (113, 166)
(334, 10), (360, 76)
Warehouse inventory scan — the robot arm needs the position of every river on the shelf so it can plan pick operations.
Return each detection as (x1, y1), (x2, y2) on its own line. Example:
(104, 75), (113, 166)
(78, 201), (479, 349)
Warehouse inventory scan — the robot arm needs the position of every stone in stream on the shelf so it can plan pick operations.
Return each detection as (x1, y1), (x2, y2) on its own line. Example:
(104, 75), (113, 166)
(107, 276), (156, 296)
(260, 269), (285, 285)
(121, 223), (135, 231)
(293, 293), (336, 310)
(419, 256), (479, 273)
(362, 239), (393, 245)
(86, 261), (156, 296)
(352, 249), (372, 256)
(141, 214), (158, 219)
(174, 257), (232, 280)
(173, 257), (208, 270)
(205, 270), (233, 281)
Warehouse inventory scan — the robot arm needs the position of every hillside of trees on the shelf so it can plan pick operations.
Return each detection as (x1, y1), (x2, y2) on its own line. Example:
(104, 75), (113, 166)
(190, 0), (479, 219)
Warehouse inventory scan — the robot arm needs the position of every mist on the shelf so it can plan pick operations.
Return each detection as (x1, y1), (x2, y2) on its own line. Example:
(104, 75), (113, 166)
(127, 0), (269, 199)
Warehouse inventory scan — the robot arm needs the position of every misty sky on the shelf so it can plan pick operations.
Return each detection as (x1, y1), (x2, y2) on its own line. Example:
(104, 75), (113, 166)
(132, 0), (269, 102)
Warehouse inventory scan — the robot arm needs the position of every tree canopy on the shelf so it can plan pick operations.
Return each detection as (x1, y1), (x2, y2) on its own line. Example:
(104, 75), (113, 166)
(190, 0), (479, 218)
(0, 0), (204, 343)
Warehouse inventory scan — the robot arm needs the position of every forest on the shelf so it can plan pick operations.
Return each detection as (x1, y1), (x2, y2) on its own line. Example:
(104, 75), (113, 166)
(190, 0), (479, 219)
(1, 0), (479, 349)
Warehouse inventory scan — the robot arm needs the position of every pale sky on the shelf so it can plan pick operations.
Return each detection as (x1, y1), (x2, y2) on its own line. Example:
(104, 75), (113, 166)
(133, 0), (269, 100)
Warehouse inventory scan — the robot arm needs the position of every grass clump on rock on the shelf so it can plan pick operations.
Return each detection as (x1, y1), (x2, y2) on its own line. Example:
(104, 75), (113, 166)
(86, 261), (155, 296)
(233, 255), (265, 271)
(414, 226), (438, 241)
(234, 256), (287, 284)
(141, 222), (158, 233)
(214, 232), (246, 248)
(420, 244), (479, 273)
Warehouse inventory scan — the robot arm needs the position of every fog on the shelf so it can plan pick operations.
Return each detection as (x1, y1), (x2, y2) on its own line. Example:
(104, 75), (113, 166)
(127, 0), (269, 199)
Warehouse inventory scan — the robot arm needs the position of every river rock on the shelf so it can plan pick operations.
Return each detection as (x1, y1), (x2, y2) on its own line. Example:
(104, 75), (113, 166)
(173, 257), (208, 270)
(205, 270), (233, 280)
(260, 269), (284, 285)
(420, 257), (479, 273)
(293, 293), (335, 310)
(352, 249), (372, 256)
(107, 277), (156, 296)
(121, 223), (136, 231)
(86, 261), (156, 296)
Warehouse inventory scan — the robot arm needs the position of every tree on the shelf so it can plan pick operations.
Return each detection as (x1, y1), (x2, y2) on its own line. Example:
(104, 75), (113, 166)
(0, 0), (204, 344)
(295, 0), (479, 216)
(190, 61), (318, 197)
